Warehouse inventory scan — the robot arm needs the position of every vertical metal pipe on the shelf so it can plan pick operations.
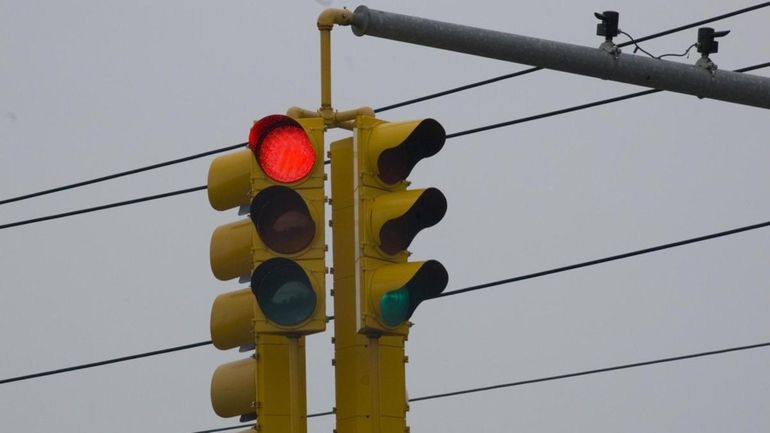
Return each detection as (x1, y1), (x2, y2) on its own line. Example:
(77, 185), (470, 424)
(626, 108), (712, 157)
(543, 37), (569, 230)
(320, 30), (332, 111)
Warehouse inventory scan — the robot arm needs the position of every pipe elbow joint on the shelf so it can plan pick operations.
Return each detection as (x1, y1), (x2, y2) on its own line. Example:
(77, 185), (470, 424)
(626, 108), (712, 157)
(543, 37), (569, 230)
(317, 8), (353, 30)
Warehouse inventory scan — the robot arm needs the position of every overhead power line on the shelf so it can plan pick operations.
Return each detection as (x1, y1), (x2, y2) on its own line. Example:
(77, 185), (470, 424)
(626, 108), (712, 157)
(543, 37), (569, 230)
(3, 61), (768, 232)
(615, 2), (770, 47)
(439, 218), (770, 298)
(446, 88), (658, 139)
(4, 216), (768, 385)
(0, 185), (206, 230)
(0, 341), (211, 385)
(193, 410), (336, 433)
(374, 67), (542, 113)
(374, 1), (770, 113)
(409, 341), (770, 402)
(445, 61), (770, 139)
(3, 3), (767, 208)
(0, 143), (244, 206)
(195, 340), (770, 433)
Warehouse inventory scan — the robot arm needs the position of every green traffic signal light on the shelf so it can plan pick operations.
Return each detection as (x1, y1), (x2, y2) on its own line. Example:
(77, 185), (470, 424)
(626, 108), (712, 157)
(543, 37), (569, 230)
(371, 260), (448, 330)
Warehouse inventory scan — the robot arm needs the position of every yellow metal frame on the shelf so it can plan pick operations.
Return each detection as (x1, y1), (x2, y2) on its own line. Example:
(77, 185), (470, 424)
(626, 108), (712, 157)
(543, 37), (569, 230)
(331, 137), (409, 433)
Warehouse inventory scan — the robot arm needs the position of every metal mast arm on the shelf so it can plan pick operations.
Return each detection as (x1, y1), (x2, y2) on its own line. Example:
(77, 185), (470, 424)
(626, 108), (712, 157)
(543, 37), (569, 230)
(350, 5), (770, 110)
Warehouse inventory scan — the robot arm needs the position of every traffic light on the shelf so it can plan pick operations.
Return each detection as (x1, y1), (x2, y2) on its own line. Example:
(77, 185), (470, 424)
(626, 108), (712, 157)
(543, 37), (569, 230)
(208, 114), (326, 335)
(330, 114), (448, 433)
(206, 114), (325, 430)
(353, 115), (449, 335)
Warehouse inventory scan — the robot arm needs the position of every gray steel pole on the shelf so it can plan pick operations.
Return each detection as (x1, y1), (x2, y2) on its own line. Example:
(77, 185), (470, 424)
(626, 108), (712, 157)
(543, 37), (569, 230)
(350, 6), (770, 110)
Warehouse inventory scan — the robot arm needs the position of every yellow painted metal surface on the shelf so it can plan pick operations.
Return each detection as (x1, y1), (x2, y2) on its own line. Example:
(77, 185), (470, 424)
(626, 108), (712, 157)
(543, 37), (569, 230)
(210, 357), (257, 418)
(209, 219), (255, 281)
(257, 335), (307, 433)
(207, 148), (255, 211)
(331, 137), (408, 433)
(210, 288), (255, 350)
(209, 335), (307, 433)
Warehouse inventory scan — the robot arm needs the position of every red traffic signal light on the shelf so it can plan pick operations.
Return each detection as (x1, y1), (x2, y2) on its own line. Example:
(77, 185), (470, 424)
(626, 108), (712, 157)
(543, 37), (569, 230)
(249, 115), (317, 183)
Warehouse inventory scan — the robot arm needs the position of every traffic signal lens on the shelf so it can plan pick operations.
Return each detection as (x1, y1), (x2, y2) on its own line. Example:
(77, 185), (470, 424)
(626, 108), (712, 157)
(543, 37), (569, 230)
(379, 287), (410, 327)
(251, 186), (315, 254)
(251, 258), (316, 327)
(372, 260), (448, 329)
(249, 115), (315, 183)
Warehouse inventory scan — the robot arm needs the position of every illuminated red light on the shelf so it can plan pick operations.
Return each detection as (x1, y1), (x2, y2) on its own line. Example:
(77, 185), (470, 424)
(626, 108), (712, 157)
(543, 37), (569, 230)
(249, 115), (316, 183)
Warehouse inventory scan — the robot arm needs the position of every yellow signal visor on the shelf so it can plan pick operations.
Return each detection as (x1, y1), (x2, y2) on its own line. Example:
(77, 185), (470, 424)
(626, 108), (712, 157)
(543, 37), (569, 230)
(366, 118), (445, 185)
(211, 289), (255, 350)
(370, 187), (447, 255)
(207, 148), (255, 211)
(368, 260), (448, 330)
(211, 357), (257, 419)
(210, 219), (256, 281)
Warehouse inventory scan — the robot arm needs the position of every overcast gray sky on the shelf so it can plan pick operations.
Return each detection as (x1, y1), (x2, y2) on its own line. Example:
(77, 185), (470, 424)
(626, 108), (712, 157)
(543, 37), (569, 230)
(1, 1), (769, 432)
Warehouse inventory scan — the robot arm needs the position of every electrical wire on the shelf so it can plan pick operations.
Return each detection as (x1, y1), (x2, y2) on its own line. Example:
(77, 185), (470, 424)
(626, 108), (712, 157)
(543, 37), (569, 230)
(619, 31), (698, 60)
(445, 88), (659, 139)
(192, 410), (337, 433)
(4, 60), (768, 232)
(0, 185), (207, 230)
(0, 341), (211, 385)
(4, 216), (769, 385)
(438, 218), (770, 298)
(195, 340), (770, 432)
(0, 143), (244, 206)
(615, 2), (770, 48)
(445, 60), (770, 139)
(374, 67), (542, 113)
(410, 340), (770, 402)
(3, 3), (768, 209)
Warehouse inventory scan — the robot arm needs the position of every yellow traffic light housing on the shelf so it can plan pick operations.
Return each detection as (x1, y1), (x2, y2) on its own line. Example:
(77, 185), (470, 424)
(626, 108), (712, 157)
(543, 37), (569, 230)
(207, 114), (326, 335)
(211, 356), (257, 419)
(210, 288), (254, 351)
(207, 114), (323, 432)
(330, 115), (448, 433)
(354, 115), (448, 335)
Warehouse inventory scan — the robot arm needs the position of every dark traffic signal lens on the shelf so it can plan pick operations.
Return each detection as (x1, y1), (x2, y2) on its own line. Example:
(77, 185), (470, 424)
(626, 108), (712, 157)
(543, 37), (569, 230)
(250, 186), (315, 254)
(251, 258), (316, 327)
